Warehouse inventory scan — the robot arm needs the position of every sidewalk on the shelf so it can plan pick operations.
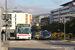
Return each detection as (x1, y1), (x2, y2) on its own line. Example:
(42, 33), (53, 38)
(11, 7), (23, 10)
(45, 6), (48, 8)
(1, 41), (9, 47)
(51, 40), (75, 42)
(61, 40), (75, 42)
(0, 41), (9, 50)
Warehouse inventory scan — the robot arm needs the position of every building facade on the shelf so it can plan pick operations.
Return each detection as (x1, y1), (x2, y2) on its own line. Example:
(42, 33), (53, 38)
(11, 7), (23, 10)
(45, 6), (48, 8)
(41, 17), (50, 26)
(50, 0), (75, 23)
(0, 7), (4, 30)
(2, 10), (32, 33)
(32, 13), (50, 26)
(39, 14), (50, 26)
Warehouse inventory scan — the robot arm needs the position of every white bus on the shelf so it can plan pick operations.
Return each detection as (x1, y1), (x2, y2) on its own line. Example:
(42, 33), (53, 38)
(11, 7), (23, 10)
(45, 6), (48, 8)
(15, 24), (31, 40)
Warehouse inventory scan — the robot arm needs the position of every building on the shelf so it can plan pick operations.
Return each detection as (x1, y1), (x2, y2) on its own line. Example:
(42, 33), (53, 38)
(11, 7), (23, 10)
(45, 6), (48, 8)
(2, 10), (32, 33)
(0, 7), (4, 30)
(50, 0), (75, 24)
(32, 14), (50, 26)
(31, 15), (39, 26)
(39, 13), (50, 26)
(41, 17), (50, 26)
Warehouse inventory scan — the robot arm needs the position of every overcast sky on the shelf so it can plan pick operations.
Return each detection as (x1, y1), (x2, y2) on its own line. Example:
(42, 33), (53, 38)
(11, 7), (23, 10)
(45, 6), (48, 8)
(0, 0), (72, 15)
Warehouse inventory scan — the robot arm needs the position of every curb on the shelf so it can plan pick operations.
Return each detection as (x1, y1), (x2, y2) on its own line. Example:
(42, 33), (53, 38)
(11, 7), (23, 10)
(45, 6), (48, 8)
(60, 40), (75, 42)
(69, 41), (75, 42)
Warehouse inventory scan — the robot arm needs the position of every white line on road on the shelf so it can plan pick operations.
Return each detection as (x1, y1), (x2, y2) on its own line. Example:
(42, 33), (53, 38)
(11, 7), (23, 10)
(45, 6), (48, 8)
(43, 41), (49, 43)
(32, 41), (38, 43)
(25, 41), (30, 43)
(48, 40), (57, 42)
(10, 41), (16, 42)
(19, 41), (24, 42)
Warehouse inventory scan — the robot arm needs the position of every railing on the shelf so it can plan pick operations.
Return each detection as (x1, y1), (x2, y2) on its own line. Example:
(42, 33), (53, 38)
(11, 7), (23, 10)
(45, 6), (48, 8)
(53, 16), (59, 18)
(61, 18), (70, 21)
(54, 19), (59, 21)
(61, 14), (70, 17)
(61, 10), (70, 13)
(54, 12), (59, 15)
(61, 6), (69, 10)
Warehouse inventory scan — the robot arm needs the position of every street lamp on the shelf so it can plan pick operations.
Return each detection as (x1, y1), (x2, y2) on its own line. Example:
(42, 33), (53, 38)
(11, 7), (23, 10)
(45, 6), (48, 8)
(64, 17), (66, 40)
(5, 0), (8, 41)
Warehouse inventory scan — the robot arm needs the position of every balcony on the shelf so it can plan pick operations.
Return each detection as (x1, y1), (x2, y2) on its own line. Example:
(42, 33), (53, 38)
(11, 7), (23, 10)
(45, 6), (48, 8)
(52, 9), (60, 12)
(61, 6), (69, 10)
(61, 18), (70, 21)
(61, 10), (70, 14)
(54, 19), (59, 21)
(54, 12), (59, 15)
(53, 16), (59, 18)
(60, 14), (70, 17)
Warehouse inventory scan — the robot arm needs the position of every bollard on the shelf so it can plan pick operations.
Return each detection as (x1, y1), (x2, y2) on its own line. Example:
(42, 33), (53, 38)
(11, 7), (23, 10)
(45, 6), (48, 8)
(3, 34), (5, 42)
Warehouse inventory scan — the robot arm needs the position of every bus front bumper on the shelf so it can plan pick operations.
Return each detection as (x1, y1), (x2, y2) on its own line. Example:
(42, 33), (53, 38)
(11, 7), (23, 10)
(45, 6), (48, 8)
(16, 36), (31, 39)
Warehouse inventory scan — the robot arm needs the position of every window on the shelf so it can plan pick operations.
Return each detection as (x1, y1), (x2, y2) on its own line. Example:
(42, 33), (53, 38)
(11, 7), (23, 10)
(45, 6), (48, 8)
(25, 14), (28, 24)
(2, 25), (12, 27)
(8, 21), (11, 24)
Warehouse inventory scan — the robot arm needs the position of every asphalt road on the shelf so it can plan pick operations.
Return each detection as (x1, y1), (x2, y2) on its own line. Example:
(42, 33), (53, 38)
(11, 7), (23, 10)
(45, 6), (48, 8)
(8, 39), (75, 50)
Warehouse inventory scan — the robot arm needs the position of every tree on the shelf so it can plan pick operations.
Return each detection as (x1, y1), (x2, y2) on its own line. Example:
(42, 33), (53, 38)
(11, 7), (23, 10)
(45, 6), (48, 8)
(36, 26), (41, 31)
(65, 17), (75, 34)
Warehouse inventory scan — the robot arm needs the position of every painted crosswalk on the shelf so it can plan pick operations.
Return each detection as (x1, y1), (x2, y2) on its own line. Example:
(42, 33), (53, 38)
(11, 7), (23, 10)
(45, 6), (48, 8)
(9, 40), (67, 43)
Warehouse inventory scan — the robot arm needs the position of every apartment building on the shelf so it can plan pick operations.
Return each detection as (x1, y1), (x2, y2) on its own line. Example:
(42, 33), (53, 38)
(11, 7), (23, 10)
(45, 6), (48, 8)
(0, 7), (4, 30)
(50, 0), (75, 23)
(39, 14), (50, 26)
(32, 13), (50, 26)
(41, 17), (50, 26)
(2, 10), (32, 33)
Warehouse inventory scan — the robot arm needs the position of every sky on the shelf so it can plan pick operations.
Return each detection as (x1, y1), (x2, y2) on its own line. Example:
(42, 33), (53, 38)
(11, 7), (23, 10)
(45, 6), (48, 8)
(0, 0), (72, 15)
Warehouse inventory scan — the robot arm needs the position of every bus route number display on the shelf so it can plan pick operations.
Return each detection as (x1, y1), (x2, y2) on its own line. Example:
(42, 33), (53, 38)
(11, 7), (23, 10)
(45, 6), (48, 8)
(17, 24), (30, 27)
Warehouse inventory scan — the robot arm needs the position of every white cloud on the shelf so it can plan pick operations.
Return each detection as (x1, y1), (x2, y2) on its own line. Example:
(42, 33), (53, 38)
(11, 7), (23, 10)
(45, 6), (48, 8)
(0, 0), (51, 15)
(28, 9), (35, 14)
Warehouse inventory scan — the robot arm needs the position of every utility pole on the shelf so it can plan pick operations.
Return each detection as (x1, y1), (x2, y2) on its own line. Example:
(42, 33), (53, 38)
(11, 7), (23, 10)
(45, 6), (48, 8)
(64, 17), (66, 40)
(0, 20), (1, 48)
(5, 0), (8, 41)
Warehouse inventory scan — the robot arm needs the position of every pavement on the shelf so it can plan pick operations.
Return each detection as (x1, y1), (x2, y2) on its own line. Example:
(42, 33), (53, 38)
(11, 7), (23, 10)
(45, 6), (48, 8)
(8, 39), (75, 50)
(62, 40), (75, 42)
(0, 41), (9, 50)
(0, 39), (75, 50)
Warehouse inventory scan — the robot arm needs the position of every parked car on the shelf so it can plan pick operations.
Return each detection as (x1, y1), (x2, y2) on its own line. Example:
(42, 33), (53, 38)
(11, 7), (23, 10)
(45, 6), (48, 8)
(31, 32), (37, 38)
(34, 31), (51, 40)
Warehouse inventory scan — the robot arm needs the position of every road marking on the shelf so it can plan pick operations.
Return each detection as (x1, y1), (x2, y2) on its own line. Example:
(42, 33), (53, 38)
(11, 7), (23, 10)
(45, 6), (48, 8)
(58, 41), (65, 42)
(32, 41), (38, 43)
(43, 41), (49, 43)
(19, 41), (24, 42)
(25, 41), (30, 42)
(10, 41), (16, 42)
(50, 41), (56, 42)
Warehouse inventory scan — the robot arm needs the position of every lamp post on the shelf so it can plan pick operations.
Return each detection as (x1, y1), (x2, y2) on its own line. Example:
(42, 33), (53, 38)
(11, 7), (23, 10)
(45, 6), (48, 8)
(5, 0), (8, 41)
(64, 17), (66, 40)
(0, 17), (1, 48)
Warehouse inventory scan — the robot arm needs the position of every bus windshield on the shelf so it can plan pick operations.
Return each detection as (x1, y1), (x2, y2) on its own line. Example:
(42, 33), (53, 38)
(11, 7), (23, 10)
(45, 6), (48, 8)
(17, 27), (30, 34)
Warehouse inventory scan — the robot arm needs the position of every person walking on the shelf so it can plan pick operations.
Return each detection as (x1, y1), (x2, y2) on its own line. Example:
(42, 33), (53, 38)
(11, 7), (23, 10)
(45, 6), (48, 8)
(1, 30), (6, 41)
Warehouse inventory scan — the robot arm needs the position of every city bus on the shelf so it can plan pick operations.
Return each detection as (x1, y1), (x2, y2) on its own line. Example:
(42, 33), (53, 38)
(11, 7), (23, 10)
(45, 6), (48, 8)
(15, 24), (31, 40)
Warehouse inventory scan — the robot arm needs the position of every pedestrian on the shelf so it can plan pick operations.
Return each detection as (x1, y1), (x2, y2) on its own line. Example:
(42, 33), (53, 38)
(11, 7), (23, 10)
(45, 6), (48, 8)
(1, 30), (6, 41)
